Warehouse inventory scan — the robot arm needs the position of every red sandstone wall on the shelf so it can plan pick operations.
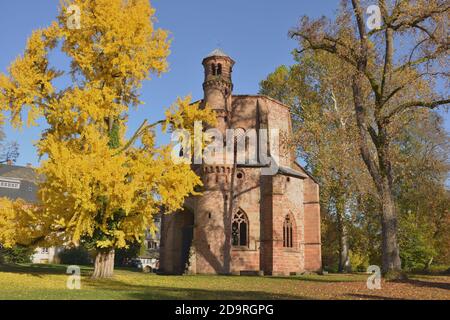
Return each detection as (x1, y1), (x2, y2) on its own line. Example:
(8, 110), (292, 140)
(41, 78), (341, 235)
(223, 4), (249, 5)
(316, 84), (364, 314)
(269, 175), (304, 275)
(264, 98), (293, 167)
(161, 93), (322, 275)
(303, 178), (322, 271)
(260, 175), (273, 274)
(230, 96), (258, 130)
(229, 168), (262, 273)
(195, 186), (227, 274)
(194, 166), (263, 274)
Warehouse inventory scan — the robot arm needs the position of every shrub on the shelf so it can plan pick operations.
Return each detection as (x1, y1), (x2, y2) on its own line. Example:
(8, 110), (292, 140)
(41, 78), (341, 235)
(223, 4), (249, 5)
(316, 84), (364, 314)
(349, 250), (369, 272)
(115, 241), (146, 267)
(58, 247), (91, 265)
(0, 245), (34, 264)
(399, 212), (436, 271)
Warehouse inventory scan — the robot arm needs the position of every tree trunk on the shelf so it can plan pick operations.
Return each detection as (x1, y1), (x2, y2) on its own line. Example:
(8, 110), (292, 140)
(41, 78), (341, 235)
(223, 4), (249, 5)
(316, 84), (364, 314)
(379, 181), (402, 274)
(337, 207), (351, 273)
(352, 74), (402, 276)
(377, 127), (402, 275)
(92, 248), (115, 279)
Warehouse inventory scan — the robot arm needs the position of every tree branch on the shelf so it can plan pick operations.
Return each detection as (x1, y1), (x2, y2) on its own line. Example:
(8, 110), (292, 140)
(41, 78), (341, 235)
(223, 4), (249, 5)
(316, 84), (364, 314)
(113, 119), (165, 156)
(384, 98), (450, 120)
(381, 71), (447, 108)
(292, 36), (382, 103)
(379, 0), (394, 102)
(390, 4), (449, 31)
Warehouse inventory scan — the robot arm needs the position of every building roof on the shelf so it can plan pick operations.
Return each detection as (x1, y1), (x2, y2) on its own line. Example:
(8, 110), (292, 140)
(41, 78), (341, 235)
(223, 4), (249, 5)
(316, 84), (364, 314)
(278, 165), (308, 179)
(232, 94), (291, 110)
(0, 164), (39, 203)
(205, 48), (230, 58)
(0, 164), (37, 182)
(191, 94), (291, 110)
(235, 163), (307, 179)
(294, 161), (319, 185)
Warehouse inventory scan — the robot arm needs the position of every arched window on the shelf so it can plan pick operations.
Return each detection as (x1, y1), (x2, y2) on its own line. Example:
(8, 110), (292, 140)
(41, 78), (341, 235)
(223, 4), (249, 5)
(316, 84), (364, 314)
(232, 210), (248, 247)
(211, 63), (216, 75)
(283, 215), (293, 248)
(217, 63), (222, 75)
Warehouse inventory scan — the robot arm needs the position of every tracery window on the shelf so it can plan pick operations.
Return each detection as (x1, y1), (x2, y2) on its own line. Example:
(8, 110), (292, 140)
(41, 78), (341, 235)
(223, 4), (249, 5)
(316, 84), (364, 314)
(232, 210), (248, 247)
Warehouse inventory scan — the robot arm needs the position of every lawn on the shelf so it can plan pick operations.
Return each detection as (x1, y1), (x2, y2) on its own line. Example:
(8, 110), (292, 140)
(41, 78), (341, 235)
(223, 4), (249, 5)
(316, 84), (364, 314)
(0, 264), (448, 300)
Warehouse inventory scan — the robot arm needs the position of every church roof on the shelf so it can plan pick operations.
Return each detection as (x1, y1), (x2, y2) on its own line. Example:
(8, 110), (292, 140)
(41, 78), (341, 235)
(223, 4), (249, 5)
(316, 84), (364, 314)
(294, 161), (319, 184)
(278, 165), (308, 179)
(205, 48), (231, 59)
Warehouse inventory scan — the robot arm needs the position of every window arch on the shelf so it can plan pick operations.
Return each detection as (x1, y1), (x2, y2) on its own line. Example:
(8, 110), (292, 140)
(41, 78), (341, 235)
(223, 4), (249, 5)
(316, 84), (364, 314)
(232, 209), (248, 247)
(283, 215), (294, 248)
(217, 63), (222, 75)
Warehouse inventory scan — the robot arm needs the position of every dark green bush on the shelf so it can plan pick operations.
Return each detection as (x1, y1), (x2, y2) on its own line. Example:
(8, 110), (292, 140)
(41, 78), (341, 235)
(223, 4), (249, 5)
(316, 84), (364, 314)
(58, 247), (91, 265)
(0, 245), (34, 264)
(399, 212), (436, 271)
(115, 241), (146, 266)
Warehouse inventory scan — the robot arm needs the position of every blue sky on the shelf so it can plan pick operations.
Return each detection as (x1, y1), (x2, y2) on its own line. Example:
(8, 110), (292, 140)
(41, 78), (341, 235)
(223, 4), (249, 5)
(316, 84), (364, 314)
(0, 0), (448, 166)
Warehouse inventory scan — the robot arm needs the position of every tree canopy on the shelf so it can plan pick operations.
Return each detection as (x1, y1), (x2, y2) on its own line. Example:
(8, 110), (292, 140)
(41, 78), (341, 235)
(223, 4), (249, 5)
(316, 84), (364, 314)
(0, 0), (215, 278)
(260, 0), (449, 274)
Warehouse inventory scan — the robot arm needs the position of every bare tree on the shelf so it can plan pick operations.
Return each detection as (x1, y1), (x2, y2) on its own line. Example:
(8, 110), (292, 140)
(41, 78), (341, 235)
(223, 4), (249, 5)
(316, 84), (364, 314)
(0, 141), (20, 164)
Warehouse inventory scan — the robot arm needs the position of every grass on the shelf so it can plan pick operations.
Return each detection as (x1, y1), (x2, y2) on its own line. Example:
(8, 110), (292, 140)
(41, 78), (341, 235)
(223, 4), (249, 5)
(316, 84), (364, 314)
(0, 264), (448, 300)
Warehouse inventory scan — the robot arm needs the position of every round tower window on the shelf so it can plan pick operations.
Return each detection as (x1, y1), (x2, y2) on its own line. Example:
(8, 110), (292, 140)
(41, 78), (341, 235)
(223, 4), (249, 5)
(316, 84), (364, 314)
(237, 172), (244, 179)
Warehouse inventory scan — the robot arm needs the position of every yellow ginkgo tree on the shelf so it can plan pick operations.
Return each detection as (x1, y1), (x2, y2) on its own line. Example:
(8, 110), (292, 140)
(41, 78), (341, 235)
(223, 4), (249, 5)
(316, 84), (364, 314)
(0, 0), (215, 278)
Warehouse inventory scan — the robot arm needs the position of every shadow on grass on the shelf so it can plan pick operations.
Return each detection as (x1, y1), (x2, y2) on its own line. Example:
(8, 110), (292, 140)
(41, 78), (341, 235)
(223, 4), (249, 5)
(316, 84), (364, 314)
(345, 293), (406, 300)
(269, 274), (367, 283)
(0, 263), (93, 277)
(115, 266), (149, 274)
(392, 278), (450, 291)
(84, 277), (309, 300)
(0, 263), (145, 275)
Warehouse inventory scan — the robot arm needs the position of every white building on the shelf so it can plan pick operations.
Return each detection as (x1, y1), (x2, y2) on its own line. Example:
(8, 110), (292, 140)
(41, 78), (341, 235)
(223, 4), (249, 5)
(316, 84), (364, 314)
(31, 247), (64, 264)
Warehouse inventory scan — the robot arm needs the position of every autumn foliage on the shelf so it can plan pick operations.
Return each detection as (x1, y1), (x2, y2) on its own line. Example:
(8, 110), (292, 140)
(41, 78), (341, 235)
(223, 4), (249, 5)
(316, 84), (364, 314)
(0, 0), (215, 277)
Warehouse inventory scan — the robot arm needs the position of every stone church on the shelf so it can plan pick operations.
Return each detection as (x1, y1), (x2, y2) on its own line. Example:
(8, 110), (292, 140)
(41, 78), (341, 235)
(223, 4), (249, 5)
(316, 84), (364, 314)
(159, 49), (321, 275)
